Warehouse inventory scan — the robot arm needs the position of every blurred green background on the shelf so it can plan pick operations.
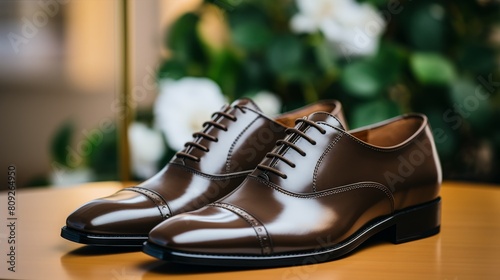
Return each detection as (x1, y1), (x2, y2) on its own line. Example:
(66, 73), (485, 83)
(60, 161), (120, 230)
(1, 0), (498, 188)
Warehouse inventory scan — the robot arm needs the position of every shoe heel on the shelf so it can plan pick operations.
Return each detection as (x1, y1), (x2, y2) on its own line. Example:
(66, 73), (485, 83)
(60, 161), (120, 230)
(384, 197), (441, 244)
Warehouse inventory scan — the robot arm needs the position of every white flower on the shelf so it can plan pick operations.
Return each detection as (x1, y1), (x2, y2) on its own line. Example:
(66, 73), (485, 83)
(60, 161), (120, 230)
(291, 0), (386, 57)
(128, 122), (166, 179)
(252, 91), (282, 116)
(154, 77), (227, 150)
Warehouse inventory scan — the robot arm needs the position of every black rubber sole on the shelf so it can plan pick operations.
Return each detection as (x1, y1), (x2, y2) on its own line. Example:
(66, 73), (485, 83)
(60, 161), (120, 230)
(143, 197), (441, 267)
(61, 226), (147, 247)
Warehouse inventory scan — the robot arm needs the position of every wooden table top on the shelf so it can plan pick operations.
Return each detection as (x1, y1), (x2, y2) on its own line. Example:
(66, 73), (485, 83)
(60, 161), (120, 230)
(0, 181), (499, 280)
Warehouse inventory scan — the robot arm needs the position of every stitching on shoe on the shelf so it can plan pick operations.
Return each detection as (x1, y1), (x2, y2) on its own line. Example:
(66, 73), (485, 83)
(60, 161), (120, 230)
(312, 132), (343, 192)
(168, 163), (251, 180)
(226, 115), (260, 173)
(122, 187), (172, 219)
(313, 112), (343, 126)
(250, 175), (395, 212)
(210, 202), (273, 255)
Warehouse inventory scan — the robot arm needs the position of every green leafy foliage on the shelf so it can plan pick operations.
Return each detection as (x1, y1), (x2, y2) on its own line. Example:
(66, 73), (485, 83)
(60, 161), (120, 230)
(167, 13), (207, 66)
(425, 109), (459, 159)
(410, 53), (457, 85)
(50, 121), (74, 169)
(232, 20), (272, 51)
(350, 99), (400, 128)
(404, 3), (448, 52)
(206, 0), (246, 11)
(158, 59), (186, 80)
(228, 5), (272, 52)
(266, 35), (305, 81)
(85, 125), (119, 181)
(341, 60), (385, 99)
(458, 44), (497, 76)
(450, 79), (493, 132)
(341, 42), (405, 99)
(49, 120), (120, 184)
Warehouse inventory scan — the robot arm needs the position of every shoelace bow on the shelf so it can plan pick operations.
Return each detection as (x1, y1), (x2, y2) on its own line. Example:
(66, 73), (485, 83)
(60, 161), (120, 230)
(176, 105), (246, 162)
(257, 118), (326, 179)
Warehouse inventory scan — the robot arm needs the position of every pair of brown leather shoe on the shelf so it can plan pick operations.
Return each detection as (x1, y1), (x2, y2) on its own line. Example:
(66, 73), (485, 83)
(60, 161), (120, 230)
(61, 98), (441, 267)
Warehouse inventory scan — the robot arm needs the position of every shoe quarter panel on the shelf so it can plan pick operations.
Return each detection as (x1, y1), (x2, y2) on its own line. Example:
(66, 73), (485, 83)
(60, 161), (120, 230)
(314, 127), (441, 210)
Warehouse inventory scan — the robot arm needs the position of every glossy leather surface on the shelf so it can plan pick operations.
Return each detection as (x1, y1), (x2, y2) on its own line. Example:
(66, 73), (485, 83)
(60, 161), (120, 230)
(65, 99), (345, 236)
(148, 112), (442, 255)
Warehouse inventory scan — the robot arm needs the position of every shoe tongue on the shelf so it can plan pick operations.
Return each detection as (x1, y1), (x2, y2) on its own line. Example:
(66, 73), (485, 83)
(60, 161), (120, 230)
(230, 98), (262, 112)
(307, 112), (346, 131)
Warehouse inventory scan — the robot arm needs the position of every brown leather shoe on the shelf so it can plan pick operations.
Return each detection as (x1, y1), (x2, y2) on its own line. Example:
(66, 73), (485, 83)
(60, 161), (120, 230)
(143, 112), (442, 266)
(61, 99), (346, 246)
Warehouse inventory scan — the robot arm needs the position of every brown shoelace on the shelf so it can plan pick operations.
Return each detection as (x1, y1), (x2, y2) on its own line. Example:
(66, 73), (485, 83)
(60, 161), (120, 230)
(176, 105), (246, 162)
(257, 118), (326, 179)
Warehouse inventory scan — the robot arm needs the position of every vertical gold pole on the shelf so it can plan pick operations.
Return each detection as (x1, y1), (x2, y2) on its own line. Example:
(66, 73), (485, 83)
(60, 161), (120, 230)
(119, 0), (131, 182)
